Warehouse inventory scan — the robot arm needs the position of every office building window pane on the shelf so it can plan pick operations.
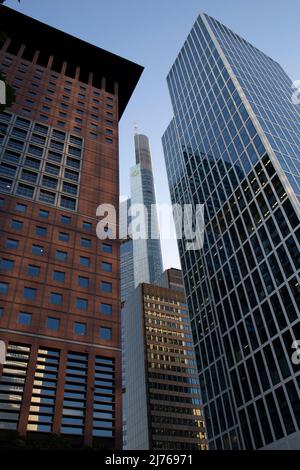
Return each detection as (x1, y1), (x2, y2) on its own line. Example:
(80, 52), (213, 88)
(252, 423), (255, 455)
(27, 265), (40, 277)
(61, 215), (71, 224)
(100, 303), (112, 315)
(18, 312), (32, 325)
(59, 232), (69, 242)
(101, 281), (112, 293)
(78, 276), (89, 288)
(11, 220), (23, 230)
(47, 317), (60, 330)
(80, 238), (91, 248)
(102, 244), (112, 254)
(0, 282), (9, 294)
(15, 203), (27, 213)
(101, 261), (112, 272)
(79, 256), (90, 267)
(24, 287), (36, 300)
(6, 238), (19, 249)
(53, 271), (65, 282)
(100, 327), (112, 340)
(39, 209), (49, 218)
(50, 292), (62, 305)
(0, 259), (14, 270)
(36, 226), (47, 236)
(76, 298), (88, 310)
(32, 244), (44, 256)
(74, 322), (86, 336)
(56, 250), (67, 262)
(82, 221), (92, 231)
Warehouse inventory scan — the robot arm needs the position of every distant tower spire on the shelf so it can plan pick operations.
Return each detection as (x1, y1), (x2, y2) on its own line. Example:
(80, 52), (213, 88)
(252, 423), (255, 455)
(134, 122), (138, 135)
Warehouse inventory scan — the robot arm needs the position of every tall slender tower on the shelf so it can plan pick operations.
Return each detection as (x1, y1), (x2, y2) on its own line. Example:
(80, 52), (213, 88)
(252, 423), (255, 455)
(0, 6), (142, 448)
(163, 13), (300, 450)
(120, 134), (163, 302)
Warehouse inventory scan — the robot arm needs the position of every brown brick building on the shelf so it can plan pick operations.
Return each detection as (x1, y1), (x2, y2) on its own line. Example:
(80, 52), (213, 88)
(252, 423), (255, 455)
(0, 6), (142, 448)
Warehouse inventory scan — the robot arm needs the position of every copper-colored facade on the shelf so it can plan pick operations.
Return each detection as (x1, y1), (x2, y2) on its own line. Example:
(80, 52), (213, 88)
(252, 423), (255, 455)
(0, 6), (142, 448)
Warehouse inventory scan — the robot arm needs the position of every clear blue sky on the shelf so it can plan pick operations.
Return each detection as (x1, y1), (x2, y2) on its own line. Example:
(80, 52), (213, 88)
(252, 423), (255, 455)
(5, 0), (300, 269)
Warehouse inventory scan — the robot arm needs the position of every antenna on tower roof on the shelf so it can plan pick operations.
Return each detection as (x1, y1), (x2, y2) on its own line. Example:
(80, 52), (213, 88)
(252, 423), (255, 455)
(134, 122), (139, 135)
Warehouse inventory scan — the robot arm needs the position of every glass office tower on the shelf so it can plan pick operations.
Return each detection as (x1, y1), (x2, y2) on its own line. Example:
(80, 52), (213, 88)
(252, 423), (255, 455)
(120, 198), (134, 303)
(162, 12), (300, 450)
(131, 134), (163, 287)
(120, 134), (163, 303)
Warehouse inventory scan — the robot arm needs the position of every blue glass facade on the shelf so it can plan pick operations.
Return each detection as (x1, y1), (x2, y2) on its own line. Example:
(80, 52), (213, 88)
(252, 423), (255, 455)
(120, 134), (163, 303)
(162, 13), (300, 449)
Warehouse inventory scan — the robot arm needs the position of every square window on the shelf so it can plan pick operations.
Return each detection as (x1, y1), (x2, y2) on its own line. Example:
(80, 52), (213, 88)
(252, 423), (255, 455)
(53, 270), (65, 282)
(50, 292), (62, 305)
(32, 244), (44, 256)
(100, 303), (112, 315)
(101, 261), (112, 272)
(45, 163), (60, 175)
(101, 281), (112, 293)
(47, 317), (60, 330)
(39, 209), (49, 218)
(80, 238), (91, 248)
(78, 276), (89, 288)
(61, 215), (71, 225)
(64, 169), (79, 182)
(74, 322), (86, 336)
(76, 298), (88, 310)
(0, 282), (9, 294)
(60, 196), (76, 210)
(55, 250), (67, 262)
(39, 190), (55, 204)
(59, 232), (69, 242)
(15, 203), (27, 213)
(36, 226), (47, 236)
(0, 255), (14, 270)
(11, 219), (23, 230)
(6, 238), (19, 249)
(100, 327), (112, 340)
(79, 256), (90, 267)
(23, 287), (36, 300)
(102, 244), (112, 254)
(48, 151), (62, 163)
(27, 265), (40, 277)
(18, 312), (32, 325)
(82, 221), (92, 231)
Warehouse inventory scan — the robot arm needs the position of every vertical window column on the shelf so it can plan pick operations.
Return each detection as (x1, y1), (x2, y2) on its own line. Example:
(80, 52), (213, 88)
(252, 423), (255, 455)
(61, 351), (88, 436)
(27, 347), (60, 433)
(0, 343), (31, 431)
(92, 356), (115, 438)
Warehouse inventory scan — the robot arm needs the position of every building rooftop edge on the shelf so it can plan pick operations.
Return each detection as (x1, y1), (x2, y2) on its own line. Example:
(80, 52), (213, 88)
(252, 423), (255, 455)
(1, 5), (144, 119)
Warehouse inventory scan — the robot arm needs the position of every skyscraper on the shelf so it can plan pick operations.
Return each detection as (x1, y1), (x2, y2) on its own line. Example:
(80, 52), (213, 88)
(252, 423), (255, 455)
(0, 6), (142, 448)
(123, 270), (207, 450)
(120, 134), (163, 302)
(120, 198), (134, 303)
(162, 13), (300, 450)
